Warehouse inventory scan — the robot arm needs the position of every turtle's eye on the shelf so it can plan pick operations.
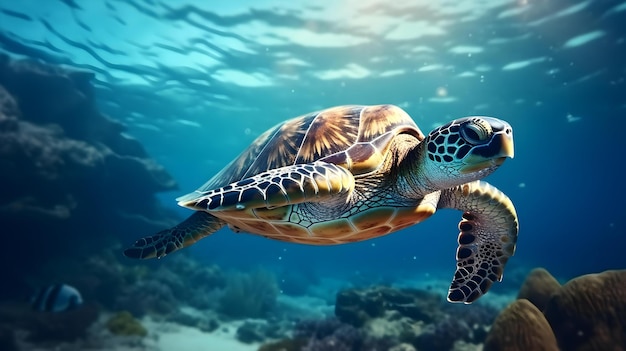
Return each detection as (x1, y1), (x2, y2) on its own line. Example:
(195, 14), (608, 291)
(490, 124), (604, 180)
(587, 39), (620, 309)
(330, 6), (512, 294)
(460, 119), (492, 145)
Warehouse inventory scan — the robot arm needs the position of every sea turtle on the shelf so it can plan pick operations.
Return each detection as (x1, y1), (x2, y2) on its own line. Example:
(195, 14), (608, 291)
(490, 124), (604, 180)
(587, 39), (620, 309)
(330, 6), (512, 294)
(124, 105), (518, 303)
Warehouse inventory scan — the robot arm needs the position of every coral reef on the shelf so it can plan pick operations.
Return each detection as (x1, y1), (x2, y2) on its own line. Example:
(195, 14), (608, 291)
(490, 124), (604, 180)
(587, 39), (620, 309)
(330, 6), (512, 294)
(389, 343), (417, 351)
(516, 267), (561, 312)
(335, 286), (443, 327)
(301, 323), (363, 351)
(486, 268), (626, 351)
(0, 302), (100, 343)
(260, 285), (497, 351)
(218, 269), (279, 319)
(483, 299), (558, 351)
(544, 270), (626, 351)
(258, 338), (307, 351)
(0, 54), (180, 300)
(415, 315), (472, 351)
(111, 254), (227, 317)
(236, 320), (288, 344)
(168, 308), (220, 332)
(115, 279), (179, 316)
(105, 311), (148, 337)
(294, 317), (394, 351)
(159, 255), (227, 309)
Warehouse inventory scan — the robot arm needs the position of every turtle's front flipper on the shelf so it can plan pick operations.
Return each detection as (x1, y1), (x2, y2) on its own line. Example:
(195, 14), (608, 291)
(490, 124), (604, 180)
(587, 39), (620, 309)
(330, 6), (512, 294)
(124, 211), (225, 259)
(177, 161), (355, 211)
(439, 180), (518, 303)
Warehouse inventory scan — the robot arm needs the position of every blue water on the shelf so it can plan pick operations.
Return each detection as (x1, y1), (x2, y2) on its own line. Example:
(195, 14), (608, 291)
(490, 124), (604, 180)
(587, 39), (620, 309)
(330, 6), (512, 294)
(2, 0), (625, 296)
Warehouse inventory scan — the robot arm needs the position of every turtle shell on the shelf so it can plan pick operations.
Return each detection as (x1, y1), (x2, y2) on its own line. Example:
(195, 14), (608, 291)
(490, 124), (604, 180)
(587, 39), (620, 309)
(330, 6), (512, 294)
(191, 105), (425, 194)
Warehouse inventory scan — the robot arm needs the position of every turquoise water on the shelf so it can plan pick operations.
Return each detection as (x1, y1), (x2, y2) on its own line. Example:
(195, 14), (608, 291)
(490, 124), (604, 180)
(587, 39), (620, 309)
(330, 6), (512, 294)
(1, 0), (624, 297)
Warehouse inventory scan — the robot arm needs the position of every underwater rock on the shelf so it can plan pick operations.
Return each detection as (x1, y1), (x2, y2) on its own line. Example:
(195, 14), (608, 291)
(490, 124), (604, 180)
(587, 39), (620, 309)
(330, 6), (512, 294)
(105, 311), (148, 337)
(335, 288), (384, 327)
(167, 308), (220, 333)
(452, 340), (483, 351)
(543, 269), (626, 351)
(330, 285), (495, 349)
(389, 343), (417, 351)
(517, 267), (561, 312)
(294, 317), (346, 340)
(487, 268), (626, 350)
(292, 316), (396, 351)
(415, 315), (473, 351)
(483, 298), (558, 351)
(267, 285), (500, 351)
(0, 54), (179, 300)
(235, 321), (269, 344)
(11, 302), (101, 343)
(441, 302), (499, 341)
(236, 319), (292, 344)
(301, 321), (364, 351)
(363, 311), (421, 342)
(258, 338), (307, 351)
(335, 286), (442, 327)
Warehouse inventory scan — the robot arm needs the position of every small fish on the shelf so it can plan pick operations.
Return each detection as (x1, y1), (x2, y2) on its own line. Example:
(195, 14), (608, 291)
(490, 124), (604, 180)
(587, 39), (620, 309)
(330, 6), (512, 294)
(31, 284), (83, 312)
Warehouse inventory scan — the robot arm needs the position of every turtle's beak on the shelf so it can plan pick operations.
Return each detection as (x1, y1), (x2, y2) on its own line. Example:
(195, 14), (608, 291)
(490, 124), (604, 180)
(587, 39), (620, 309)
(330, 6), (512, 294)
(499, 129), (514, 159)
(460, 129), (514, 174)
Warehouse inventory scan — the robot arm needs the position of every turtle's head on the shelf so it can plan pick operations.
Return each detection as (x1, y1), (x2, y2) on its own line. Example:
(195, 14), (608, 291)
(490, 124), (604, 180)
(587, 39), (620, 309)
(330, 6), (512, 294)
(419, 116), (514, 189)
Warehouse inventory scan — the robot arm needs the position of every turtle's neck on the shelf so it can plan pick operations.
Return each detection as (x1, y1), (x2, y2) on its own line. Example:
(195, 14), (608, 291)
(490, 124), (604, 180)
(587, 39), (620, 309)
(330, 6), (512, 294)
(391, 136), (440, 199)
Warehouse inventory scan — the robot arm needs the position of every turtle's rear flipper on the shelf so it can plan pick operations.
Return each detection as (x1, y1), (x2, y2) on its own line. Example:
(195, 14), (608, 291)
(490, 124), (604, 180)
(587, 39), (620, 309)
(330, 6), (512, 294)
(124, 211), (225, 259)
(439, 180), (518, 303)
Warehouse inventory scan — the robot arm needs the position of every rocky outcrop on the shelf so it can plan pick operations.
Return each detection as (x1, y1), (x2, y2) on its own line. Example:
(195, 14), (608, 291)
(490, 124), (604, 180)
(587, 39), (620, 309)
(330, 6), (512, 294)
(544, 270), (626, 351)
(486, 268), (626, 351)
(335, 286), (444, 328)
(259, 285), (498, 351)
(0, 54), (179, 299)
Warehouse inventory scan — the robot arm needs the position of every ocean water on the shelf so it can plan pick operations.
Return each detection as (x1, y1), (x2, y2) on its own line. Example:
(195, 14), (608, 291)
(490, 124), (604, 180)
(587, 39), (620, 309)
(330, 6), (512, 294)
(1, 0), (625, 348)
(3, 0), (625, 282)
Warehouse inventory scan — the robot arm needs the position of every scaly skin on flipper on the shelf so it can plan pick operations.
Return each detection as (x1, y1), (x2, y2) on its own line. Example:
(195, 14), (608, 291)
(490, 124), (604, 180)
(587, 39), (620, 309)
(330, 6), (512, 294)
(438, 180), (519, 303)
(177, 161), (355, 212)
(123, 211), (225, 259)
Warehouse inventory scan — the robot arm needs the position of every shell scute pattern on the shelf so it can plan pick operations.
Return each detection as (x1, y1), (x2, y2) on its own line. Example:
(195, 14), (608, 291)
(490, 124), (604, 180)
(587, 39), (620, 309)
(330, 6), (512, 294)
(199, 105), (422, 197)
(200, 105), (426, 241)
(357, 105), (419, 141)
(294, 106), (361, 164)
